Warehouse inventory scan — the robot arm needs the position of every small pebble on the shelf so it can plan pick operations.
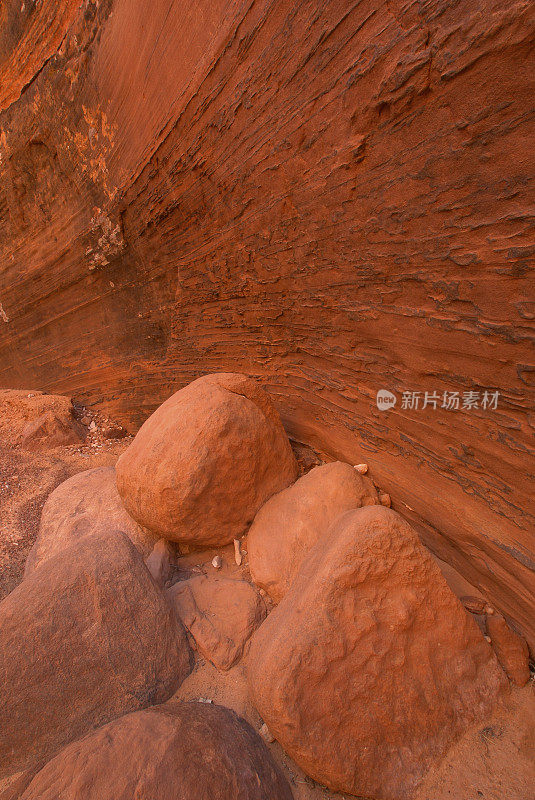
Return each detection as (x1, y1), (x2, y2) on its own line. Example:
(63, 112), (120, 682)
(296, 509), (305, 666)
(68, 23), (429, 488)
(259, 722), (275, 743)
(234, 538), (242, 566)
(485, 605), (495, 615)
(211, 555), (222, 570)
(379, 493), (391, 507)
(354, 463), (368, 474)
(461, 596), (487, 615)
(103, 424), (127, 440)
(198, 697), (213, 704)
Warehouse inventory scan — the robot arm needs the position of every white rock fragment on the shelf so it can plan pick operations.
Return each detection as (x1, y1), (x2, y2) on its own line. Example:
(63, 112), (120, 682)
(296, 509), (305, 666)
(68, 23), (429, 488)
(234, 538), (242, 566)
(144, 539), (173, 587)
(211, 555), (222, 570)
(354, 463), (368, 474)
(259, 722), (275, 743)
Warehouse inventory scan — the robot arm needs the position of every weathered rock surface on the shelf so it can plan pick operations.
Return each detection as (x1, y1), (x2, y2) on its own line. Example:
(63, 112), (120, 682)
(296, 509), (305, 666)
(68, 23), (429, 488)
(0, 390), (83, 449)
(144, 538), (174, 587)
(116, 373), (298, 545)
(0, 1), (533, 649)
(0, 530), (191, 780)
(21, 702), (294, 800)
(248, 506), (507, 800)
(24, 466), (159, 575)
(248, 461), (379, 602)
(167, 574), (267, 670)
(487, 613), (531, 686)
(0, 433), (131, 602)
(18, 410), (85, 450)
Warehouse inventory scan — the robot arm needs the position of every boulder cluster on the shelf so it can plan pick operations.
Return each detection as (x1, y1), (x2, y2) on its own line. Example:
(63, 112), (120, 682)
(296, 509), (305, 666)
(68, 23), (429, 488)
(1, 373), (529, 800)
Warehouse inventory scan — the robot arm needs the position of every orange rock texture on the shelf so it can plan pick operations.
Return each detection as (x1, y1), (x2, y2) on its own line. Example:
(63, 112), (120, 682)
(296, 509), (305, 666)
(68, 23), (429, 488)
(0, 1), (533, 647)
(0, 530), (191, 781)
(20, 703), (294, 800)
(248, 506), (507, 799)
(116, 373), (298, 545)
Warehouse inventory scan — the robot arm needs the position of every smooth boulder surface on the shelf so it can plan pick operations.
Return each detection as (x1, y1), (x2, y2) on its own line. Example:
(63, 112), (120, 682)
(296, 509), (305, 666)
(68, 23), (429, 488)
(487, 613), (531, 687)
(24, 466), (159, 576)
(21, 703), (294, 800)
(0, 530), (191, 780)
(116, 373), (298, 546)
(248, 506), (507, 800)
(167, 575), (267, 670)
(248, 461), (379, 602)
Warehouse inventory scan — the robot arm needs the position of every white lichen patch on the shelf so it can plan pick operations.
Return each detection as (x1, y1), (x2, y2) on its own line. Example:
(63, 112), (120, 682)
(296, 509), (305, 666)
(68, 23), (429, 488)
(88, 207), (125, 270)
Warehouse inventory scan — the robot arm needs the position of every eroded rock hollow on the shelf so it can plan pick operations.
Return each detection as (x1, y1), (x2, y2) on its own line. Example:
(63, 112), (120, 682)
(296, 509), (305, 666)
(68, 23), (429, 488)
(0, 0), (533, 656)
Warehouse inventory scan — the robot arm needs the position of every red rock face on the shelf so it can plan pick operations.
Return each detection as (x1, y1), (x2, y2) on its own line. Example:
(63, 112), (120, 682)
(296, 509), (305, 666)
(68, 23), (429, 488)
(0, 2), (533, 647)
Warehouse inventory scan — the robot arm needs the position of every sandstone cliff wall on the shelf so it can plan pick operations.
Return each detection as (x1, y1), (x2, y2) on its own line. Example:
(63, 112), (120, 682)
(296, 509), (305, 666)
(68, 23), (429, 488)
(0, 0), (533, 646)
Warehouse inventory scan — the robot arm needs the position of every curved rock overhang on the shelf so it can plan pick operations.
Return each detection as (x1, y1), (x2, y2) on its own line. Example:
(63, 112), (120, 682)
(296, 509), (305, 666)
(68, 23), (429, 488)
(0, 0), (533, 647)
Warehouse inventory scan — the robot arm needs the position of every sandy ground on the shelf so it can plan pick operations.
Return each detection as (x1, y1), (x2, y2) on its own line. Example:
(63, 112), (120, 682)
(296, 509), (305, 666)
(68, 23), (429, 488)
(0, 390), (533, 800)
(0, 420), (131, 600)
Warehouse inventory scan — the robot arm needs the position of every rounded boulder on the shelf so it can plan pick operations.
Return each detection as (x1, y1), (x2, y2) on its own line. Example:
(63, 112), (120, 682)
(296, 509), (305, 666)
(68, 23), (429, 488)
(21, 703), (294, 800)
(248, 506), (507, 800)
(24, 466), (159, 576)
(0, 530), (192, 781)
(248, 461), (379, 602)
(116, 373), (298, 546)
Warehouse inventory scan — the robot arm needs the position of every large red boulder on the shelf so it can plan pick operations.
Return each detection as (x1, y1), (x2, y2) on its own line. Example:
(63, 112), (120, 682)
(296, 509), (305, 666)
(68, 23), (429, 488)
(21, 703), (294, 800)
(116, 373), (298, 546)
(248, 461), (379, 602)
(167, 575), (266, 670)
(0, 530), (191, 782)
(248, 506), (507, 800)
(24, 466), (159, 576)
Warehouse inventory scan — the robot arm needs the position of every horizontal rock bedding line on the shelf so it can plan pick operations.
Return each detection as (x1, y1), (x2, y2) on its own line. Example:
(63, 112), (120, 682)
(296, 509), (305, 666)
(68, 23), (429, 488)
(1, 0), (532, 662)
